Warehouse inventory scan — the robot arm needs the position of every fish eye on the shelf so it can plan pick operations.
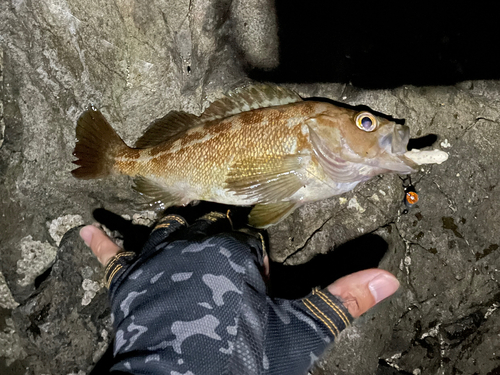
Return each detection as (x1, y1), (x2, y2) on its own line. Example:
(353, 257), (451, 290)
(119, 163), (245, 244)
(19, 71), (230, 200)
(355, 112), (377, 132)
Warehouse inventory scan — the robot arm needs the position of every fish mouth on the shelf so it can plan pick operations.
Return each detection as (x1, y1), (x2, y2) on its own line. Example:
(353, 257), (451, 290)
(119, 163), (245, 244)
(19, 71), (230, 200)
(372, 124), (418, 174)
(310, 124), (417, 184)
(378, 124), (410, 155)
(371, 153), (418, 174)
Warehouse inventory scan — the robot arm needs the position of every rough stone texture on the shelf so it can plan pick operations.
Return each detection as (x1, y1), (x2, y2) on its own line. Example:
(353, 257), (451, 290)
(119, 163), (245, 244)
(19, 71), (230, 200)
(11, 227), (111, 375)
(48, 214), (85, 246)
(1, 1), (499, 374)
(16, 236), (58, 287)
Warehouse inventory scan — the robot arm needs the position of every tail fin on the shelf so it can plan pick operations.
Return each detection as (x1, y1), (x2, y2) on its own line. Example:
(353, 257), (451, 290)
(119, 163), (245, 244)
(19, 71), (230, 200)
(71, 107), (128, 179)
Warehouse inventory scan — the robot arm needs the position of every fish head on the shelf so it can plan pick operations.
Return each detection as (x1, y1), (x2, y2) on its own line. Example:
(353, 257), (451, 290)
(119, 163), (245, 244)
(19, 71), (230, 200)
(310, 105), (418, 181)
(342, 110), (416, 173)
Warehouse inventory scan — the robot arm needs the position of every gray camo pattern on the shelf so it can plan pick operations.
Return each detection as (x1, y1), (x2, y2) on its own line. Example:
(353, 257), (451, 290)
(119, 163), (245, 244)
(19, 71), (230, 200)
(109, 233), (339, 375)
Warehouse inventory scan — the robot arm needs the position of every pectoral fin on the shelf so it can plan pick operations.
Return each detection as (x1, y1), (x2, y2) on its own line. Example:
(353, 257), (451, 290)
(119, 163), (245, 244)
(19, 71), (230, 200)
(248, 201), (299, 228)
(225, 155), (305, 203)
(133, 176), (182, 207)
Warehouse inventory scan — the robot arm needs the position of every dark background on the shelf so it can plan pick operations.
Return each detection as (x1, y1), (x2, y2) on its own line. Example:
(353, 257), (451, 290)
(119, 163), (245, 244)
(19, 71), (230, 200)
(251, 3), (498, 88)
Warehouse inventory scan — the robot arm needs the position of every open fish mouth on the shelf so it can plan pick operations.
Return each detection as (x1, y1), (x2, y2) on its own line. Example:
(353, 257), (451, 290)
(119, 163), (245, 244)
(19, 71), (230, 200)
(310, 124), (417, 183)
(378, 124), (411, 155)
(373, 124), (417, 174)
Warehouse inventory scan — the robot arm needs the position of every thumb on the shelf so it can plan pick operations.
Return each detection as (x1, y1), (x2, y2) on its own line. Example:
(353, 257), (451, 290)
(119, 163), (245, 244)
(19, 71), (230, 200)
(327, 268), (400, 318)
(80, 225), (121, 266)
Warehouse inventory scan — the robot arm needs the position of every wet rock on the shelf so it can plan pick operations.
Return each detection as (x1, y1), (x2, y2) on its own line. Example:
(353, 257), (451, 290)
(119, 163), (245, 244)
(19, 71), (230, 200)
(11, 227), (111, 375)
(268, 174), (404, 264)
(1, 1), (499, 374)
(48, 214), (85, 246)
(16, 236), (58, 287)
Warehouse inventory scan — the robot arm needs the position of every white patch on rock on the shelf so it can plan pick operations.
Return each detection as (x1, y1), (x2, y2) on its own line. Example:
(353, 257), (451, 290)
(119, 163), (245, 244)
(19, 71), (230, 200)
(370, 193), (380, 202)
(0, 271), (19, 309)
(420, 323), (441, 339)
(404, 256), (412, 266)
(17, 236), (58, 286)
(404, 149), (449, 165)
(485, 302), (499, 319)
(81, 279), (101, 306)
(132, 211), (157, 226)
(347, 197), (365, 213)
(47, 214), (84, 246)
(440, 139), (451, 148)
(339, 197), (347, 204)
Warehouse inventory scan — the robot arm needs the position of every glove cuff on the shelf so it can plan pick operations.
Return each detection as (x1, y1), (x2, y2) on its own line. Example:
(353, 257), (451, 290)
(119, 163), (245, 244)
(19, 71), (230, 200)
(301, 288), (353, 338)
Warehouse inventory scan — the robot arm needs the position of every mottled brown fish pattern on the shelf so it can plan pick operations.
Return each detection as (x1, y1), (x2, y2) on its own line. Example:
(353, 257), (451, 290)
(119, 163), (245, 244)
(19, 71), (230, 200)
(72, 84), (416, 227)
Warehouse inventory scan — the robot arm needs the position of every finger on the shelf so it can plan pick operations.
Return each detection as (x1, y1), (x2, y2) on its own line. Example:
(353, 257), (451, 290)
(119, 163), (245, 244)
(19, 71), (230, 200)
(263, 255), (270, 278)
(327, 268), (399, 318)
(80, 225), (121, 266)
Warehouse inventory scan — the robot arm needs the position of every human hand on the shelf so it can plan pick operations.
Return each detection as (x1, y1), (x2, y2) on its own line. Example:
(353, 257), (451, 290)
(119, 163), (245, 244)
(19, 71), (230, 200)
(80, 224), (398, 319)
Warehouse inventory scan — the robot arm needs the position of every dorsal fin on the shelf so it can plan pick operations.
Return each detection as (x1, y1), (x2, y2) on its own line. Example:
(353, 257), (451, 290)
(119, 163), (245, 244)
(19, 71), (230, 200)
(200, 83), (302, 122)
(135, 111), (201, 148)
(135, 84), (301, 149)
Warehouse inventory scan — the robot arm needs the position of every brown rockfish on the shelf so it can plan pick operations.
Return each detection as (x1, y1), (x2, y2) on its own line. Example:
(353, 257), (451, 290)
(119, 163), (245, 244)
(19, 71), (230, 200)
(72, 84), (416, 227)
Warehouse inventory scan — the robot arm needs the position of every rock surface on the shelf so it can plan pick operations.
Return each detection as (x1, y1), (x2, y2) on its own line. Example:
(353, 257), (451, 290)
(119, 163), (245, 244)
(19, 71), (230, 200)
(1, 1), (499, 374)
(11, 228), (111, 375)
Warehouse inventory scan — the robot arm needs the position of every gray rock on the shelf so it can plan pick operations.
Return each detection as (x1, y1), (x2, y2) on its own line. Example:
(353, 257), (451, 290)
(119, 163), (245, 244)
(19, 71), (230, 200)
(1, 1), (499, 374)
(11, 227), (111, 375)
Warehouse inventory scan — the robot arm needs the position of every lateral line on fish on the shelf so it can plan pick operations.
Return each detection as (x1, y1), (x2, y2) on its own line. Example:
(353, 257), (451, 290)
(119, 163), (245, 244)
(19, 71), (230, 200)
(141, 123), (243, 160)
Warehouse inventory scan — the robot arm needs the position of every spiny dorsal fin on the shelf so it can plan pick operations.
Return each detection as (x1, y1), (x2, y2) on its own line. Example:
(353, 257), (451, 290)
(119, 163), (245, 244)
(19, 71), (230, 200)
(135, 84), (301, 149)
(135, 111), (201, 149)
(201, 84), (302, 122)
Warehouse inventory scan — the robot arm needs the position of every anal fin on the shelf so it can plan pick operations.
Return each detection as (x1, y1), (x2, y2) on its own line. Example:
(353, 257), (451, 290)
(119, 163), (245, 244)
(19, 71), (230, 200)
(248, 201), (299, 228)
(133, 176), (182, 208)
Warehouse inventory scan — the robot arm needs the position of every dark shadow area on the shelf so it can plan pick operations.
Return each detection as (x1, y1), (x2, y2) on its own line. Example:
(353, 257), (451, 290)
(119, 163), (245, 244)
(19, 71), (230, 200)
(93, 208), (153, 252)
(305, 96), (406, 124)
(407, 134), (438, 150)
(89, 338), (115, 375)
(34, 267), (53, 289)
(250, 3), (499, 88)
(92, 203), (253, 251)
(268, 233), (389, 300)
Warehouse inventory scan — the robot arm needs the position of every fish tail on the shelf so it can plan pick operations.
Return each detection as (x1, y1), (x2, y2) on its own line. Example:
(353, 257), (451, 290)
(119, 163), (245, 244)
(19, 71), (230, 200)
(71, 107), (129, 179)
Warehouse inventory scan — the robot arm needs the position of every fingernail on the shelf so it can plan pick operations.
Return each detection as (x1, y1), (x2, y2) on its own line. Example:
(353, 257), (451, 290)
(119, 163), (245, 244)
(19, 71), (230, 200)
(80, 226), (93, 247)
(368, 273), (400, 303)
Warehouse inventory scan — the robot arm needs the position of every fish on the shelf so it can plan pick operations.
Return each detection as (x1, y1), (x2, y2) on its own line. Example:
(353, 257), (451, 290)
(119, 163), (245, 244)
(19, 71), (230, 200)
(72, 84), (417, 228)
